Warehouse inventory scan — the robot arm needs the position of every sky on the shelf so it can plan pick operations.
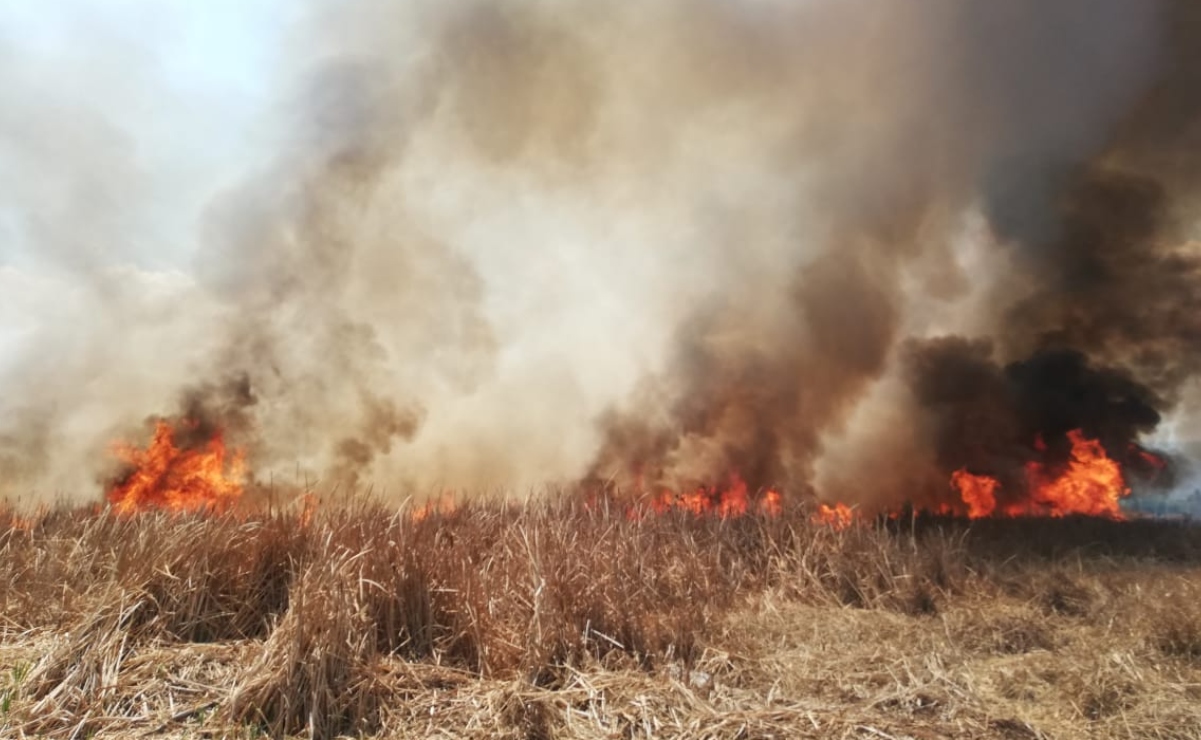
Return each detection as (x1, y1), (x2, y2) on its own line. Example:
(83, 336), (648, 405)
(0, 1), (288, 270)
(0, 2), (294, 372)
(2, 1), (281, 90)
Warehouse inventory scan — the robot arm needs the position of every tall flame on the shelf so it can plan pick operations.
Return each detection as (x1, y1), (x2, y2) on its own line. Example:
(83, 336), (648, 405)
(1023, 429), (1127, 518)
(950, 429), (1129, 519)
(107, 421), (246, 514)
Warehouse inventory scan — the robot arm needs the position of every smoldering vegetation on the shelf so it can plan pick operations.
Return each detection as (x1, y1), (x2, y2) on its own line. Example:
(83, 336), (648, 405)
(3, 501), (1201, 738)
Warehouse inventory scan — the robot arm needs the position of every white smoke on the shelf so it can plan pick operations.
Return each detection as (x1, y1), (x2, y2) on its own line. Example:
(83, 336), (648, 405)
(1, 0), (1185, 506)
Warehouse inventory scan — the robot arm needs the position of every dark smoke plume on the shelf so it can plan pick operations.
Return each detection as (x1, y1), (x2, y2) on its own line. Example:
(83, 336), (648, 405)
(593, 0), (1201, 505)
(899, 0), (1201, 507)
(904, 342), (1168, 504)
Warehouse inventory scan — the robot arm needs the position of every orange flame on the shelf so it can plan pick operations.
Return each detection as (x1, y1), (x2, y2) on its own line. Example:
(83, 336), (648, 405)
(759, 489), (783, 517)
(1134, 446), (1167, 471)
(411, 492), (457, 522)
(107, 421), (246, 515)
(621, 475), (780, 520)
(296, 493), (319, 528)
(1, 506), (41, 533)
(950, 429), (1129, 519)
(949, 469), (999, 518)
(812, 502), (855, 530)
(1024, 429), (1127, 518)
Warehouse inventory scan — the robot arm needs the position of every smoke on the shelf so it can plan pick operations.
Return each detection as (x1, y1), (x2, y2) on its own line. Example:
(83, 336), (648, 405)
(1, 1), (1198, 507)
(897, 0), (1201, 507)
(592, 0), (1193, 499)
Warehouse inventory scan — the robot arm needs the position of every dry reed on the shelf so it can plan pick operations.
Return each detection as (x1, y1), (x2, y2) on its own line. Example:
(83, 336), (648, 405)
(2, 497), (1200, 738)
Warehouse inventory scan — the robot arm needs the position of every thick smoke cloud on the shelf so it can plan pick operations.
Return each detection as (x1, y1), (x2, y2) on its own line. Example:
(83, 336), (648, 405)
(591, 0), (1192, 499)
(903, 342), (1167, 503)
(901, 0), (1201, 506)
(1, 0), (1198, 507)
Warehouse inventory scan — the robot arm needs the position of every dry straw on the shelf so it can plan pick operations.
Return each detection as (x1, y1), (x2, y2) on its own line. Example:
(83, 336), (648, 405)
(2, 498), (1201, 738)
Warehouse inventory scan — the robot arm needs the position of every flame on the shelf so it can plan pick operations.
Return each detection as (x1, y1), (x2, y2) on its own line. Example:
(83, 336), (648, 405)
(411, 492), (457, 522)
(813, 502), (855, 529)
(1133, 445), (1167, 471)
(296, 493), (318, 528)
(759, 489), (783, 516)
(2, 506), (41, 533)
(107, 420), (246, 515)
(949, 469), (999, 518)
(615, 475), (781, 520)
(1024, 429), (1127, 518)
(950, 429), (1129, 519)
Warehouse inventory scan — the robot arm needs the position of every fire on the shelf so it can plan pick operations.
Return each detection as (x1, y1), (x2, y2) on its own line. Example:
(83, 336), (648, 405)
(1024, 429), (1127, 518)
(1, 506), (42, 533)
(812, 502), (855, 529)
(949, 469), (999, 518)
(949, 429), (1129, 519)
(1133, 445), (1167, 471)
(98, 422), (1137, 522)
(107, 420), (246, 514)
(585, 473), (782, 520)
(411, 492), (457, 522)
(628, 475), (781, 519)
(296, 493), (318, 528)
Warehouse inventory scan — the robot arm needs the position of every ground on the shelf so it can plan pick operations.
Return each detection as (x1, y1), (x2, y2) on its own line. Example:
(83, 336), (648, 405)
(2, 502), (1200, 738)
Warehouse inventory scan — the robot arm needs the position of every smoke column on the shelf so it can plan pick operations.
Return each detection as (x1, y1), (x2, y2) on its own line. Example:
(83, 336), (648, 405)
(890, 0), (1201, 509)
(1, 1), (1198, 508)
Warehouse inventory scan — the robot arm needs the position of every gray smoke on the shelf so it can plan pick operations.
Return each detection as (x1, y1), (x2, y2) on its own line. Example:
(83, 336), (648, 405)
(1, 1), (1197, 508)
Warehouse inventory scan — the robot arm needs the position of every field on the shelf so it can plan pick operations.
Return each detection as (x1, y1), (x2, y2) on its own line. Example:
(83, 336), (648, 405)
(3, 498), (1201, 739)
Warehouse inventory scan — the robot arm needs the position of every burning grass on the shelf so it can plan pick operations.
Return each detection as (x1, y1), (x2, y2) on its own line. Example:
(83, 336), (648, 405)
(2, 499), (1201, 738)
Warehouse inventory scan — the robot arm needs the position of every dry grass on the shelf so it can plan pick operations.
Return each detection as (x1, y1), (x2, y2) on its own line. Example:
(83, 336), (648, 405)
(2, 497), (1201, 738)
